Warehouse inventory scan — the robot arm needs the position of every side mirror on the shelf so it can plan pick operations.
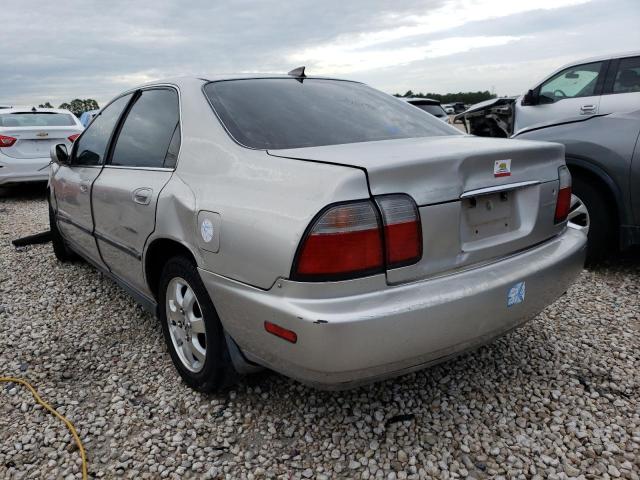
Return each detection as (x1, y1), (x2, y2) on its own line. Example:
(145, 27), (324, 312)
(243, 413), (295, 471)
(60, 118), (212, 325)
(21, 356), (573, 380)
(50, 144), (70, 165)
(522, 89), (538, 106)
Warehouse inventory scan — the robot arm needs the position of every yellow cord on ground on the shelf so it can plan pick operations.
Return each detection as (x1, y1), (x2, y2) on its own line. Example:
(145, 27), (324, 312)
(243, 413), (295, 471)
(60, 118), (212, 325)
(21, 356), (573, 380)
(0, 377), (88, 480)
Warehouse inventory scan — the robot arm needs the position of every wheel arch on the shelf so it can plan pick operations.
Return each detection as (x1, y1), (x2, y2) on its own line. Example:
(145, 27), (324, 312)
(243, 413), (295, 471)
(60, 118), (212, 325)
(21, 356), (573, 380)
(565, 156), (624, 227)
(144, 237), (198, 300)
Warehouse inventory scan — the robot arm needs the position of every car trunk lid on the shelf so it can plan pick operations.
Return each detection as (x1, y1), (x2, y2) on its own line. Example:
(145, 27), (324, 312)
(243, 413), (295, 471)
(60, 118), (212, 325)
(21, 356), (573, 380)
(0, 126), (80, 159)
(269, 136), (567, 283)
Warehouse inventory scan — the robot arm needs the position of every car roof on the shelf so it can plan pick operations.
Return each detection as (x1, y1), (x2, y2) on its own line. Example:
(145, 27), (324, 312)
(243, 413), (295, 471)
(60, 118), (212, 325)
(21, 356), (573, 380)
(0, 107), (75, 115)
(402, 97), (441, 104)
(561, 50), (640, 67)
(134, 74), (360, 89)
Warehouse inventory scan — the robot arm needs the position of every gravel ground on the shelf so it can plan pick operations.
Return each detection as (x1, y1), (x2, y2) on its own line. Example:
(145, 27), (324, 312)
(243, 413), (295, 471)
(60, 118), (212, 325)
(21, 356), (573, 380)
(1, 185), (639, 480)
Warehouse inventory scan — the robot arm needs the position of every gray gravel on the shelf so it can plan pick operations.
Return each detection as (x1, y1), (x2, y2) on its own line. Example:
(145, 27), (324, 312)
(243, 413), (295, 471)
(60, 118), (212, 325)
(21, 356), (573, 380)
(1, 186), (639, 479)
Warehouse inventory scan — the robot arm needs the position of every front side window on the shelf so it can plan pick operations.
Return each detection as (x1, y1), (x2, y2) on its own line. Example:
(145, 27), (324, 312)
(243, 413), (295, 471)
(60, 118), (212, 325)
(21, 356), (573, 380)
(612, 56), (640, 94)
(110, 88), (180, 168)
(73, 94), (132, 166)
(539, 62), (603, 102)
(204, 78), (457, 150)
(0, 113), (75, 127)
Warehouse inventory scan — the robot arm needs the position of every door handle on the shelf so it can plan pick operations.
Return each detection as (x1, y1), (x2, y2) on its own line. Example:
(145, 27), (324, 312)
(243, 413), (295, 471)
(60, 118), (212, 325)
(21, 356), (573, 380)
(580, 105), (597, 114)
(132, 187), (153, 205)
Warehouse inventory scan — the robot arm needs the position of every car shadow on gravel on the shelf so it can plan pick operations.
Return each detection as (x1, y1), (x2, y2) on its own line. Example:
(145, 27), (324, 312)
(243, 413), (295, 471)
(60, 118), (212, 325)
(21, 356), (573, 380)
(0, 182), (47, 200)
(588, 246), (640, 271)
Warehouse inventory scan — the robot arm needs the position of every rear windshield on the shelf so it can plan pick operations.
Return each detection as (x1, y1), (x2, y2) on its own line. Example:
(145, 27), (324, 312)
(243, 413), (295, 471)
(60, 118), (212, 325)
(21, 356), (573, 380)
(0, 112), (76, 127)
(203, 78), (457, 150)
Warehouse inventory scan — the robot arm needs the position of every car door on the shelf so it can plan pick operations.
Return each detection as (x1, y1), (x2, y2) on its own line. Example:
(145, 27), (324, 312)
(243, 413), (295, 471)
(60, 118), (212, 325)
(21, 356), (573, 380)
(599, 55), (640, 116)
(514, 61), (606, 132)
(632, 119), (640, 226)
(91, 87), (181, 294)
(51, 94), (133, 265)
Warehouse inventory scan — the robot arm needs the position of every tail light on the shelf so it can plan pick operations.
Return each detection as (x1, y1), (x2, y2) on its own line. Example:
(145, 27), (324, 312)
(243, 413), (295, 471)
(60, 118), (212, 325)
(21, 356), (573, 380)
(376, 195), (422, 268)
(67, 134), (80, 143)
(293, 195), (422, 281)
(293, 201), (384, 280)
(554, 165), (572, 223)
(0, 135), (17, 147)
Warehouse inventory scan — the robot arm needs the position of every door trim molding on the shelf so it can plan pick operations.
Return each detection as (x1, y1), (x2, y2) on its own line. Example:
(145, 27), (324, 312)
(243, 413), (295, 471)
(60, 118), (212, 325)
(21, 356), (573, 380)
(94, 230), (142, 260)
(56, 213), (93, 236)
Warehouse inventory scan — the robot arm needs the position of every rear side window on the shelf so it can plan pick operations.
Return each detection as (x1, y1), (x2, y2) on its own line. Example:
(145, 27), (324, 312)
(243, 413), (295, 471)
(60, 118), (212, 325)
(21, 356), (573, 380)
(203, 79), (456, 150)
(613, 56), (640, 94)
(0, 113), (75, 127)
(110, 88), (180, 168)
(411, 103), (447, 117)
(74, 94), (132, 166)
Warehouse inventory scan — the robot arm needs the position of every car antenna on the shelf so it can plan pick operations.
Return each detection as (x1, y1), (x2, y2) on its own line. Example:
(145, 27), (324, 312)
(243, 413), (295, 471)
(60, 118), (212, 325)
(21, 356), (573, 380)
(31, 106), (37, 112)
(287, 66), (306, 83)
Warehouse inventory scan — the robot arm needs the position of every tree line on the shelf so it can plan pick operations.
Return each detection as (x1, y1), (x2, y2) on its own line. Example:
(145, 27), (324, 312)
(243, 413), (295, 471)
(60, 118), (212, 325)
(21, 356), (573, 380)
(38, 99), (100, 117)
(394, 90), (495, 105)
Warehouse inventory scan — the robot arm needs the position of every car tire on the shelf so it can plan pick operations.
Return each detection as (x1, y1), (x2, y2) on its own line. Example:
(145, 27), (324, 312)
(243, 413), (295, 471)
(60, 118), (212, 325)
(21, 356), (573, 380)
(571, 176), (614, 263)
(158, 256), (236, 392)
(48, 201), (76, 262)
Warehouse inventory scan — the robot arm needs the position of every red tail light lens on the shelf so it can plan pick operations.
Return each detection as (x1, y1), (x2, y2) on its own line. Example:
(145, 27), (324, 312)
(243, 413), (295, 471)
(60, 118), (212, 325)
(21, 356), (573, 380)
(293, 201), (384, 280)
(0, 135), (17, 147)
(67, 134), (80, 143)
(377, 194), (422, 267)
(554, 166), (572, 223)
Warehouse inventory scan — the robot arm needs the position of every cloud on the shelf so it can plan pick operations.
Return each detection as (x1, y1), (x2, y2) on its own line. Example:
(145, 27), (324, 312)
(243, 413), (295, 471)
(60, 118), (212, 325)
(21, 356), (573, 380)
(291, 35), (523, 73)
(0, 0), (637, 106)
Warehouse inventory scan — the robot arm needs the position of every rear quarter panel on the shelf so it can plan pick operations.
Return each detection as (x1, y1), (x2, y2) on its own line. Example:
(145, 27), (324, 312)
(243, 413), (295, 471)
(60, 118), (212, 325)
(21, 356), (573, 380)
(149, 79), (369, 290)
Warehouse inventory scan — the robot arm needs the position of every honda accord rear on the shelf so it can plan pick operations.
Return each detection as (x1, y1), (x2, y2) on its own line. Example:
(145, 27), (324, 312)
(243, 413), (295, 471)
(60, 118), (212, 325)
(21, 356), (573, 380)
(195, 74), (586, 389)
(48, 73), (586, 392)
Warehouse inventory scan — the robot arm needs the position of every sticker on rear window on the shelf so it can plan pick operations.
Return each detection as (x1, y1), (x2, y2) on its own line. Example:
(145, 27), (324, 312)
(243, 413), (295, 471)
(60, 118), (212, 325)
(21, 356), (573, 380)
(494, 159), (511, 177)
(507, 281), (526, 307)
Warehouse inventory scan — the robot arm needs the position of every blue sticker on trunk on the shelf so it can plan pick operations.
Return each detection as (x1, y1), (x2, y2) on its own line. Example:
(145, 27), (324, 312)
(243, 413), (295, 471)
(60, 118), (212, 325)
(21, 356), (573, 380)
(507, 281), (526, 307)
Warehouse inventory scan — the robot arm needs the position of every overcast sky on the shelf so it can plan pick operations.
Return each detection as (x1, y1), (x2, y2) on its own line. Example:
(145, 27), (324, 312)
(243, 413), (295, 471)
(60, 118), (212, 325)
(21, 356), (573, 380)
(2, 0), (638, 107)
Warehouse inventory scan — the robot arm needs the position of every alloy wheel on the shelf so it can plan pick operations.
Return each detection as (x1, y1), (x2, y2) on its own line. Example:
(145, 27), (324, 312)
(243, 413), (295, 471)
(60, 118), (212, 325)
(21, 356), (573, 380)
(166, 277), (207, 373)
(567, 193), (590, 235)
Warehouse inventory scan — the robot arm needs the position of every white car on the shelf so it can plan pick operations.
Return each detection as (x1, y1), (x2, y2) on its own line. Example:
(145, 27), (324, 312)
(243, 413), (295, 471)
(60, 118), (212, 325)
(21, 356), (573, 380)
(458, 51), (640, 137)
(0, 108), (83, 186)
(402, 98), (449, 122)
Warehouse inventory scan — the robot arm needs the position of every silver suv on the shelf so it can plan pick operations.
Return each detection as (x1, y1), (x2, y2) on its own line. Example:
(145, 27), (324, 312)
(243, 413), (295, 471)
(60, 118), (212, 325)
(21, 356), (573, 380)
(48, 74), (586, 391)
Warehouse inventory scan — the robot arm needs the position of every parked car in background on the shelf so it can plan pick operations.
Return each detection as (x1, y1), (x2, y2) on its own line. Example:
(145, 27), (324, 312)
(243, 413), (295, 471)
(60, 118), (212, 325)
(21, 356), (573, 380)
(79, 109), (100, 127)
(443, 104), (455, 115)
(48, 72), (585, 392)
(450, 102), (467, 114)
(403, 97), (449, 122)
(514, 110), (640, 261)
(0, 107), (83, 186)
(456, 51), (640, 137)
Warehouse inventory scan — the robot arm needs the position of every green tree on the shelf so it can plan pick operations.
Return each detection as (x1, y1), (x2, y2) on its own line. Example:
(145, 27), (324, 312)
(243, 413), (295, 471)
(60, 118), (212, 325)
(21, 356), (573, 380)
(58, 99), (100, 117)
(38, 101), (54, 108)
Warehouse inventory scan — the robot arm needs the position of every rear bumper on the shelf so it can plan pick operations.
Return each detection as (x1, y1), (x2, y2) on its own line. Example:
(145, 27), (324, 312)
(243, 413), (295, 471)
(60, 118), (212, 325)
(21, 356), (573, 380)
(200, 227), (586, 389)
(0, 154), (50, 185)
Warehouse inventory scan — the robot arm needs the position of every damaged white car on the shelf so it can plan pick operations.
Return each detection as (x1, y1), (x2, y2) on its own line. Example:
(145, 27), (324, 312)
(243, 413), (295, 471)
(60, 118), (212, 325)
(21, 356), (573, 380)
(456, 51), (640, 137)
